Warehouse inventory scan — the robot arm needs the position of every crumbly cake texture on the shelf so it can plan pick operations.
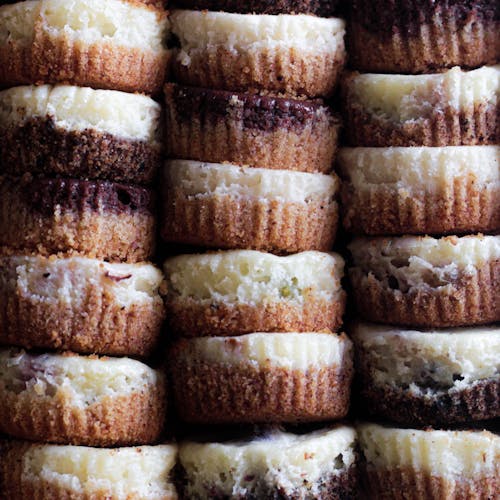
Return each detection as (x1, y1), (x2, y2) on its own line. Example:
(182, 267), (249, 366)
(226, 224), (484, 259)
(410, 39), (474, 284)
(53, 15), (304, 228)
(169, 333), (353, 424)
(0, 175), (156, 263)
(161, 160), (339, 253)
(352, 323), (500, 426)
(342, 66), (500, 147)
(0, 118), (161, 185)
(0, 351), (166, 446)
(178, 426), (357, 499)
(169, 11), (346, 98)
(347, 0), (499, 73)
(348, 235), (500, 328)
(0, 441), (178, 500)
(164, 84), (340, 173)
(0, 0), (170, 93)
(358, 424), (499, 500)
(0, 255), (165, 357)
(172, 0), (339, 15)
(338, 146), (500, 236)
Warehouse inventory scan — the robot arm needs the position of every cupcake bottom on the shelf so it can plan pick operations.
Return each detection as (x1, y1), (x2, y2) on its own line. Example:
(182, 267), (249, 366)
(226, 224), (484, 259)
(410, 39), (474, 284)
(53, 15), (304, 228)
(342, 181), (500, 236)
(348, 17), (499, 74)
(0, 176), (155, 262)
(167, 295), (346, 337)
(172, 46), (344, 98)
(162, 191), (338, 253)
(358, 378), (499, 427)
(363, 467), (498, 500)
(350, 261), (499, 327)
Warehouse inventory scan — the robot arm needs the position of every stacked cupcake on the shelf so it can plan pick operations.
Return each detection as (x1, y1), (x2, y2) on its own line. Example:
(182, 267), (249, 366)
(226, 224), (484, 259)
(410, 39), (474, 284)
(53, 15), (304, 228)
(339, 1), (500, 498)
(162, 1), (359, 497)
(0, 1), (178, 498)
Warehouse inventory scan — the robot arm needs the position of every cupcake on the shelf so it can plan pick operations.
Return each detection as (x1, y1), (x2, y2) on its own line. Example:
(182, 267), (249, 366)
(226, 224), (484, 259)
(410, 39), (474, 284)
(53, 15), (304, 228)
(0, 175), (156, 262)
(161, 160), (339, 253)
(358, 423), (499, 500)
(169, 11), (346, 97)
(351, 322), (500, 426)
(338, 146), (500, 235)
(173, 0), (339, 16)
(0, 255), (165, 357)
(178, 425), (357, 499)
(348, 0), (499, 73)
(0, 441), (178, 500)
(342, 66), (499, 146)
(169, 332), (353, 424)
(0, 0), (169, 93)
(164, 250), (346, 336)
(0, 349), (166, 446)
(164, 84), (340, 173)
(348, 234), (499, 327)
(0, 85), (162, 184)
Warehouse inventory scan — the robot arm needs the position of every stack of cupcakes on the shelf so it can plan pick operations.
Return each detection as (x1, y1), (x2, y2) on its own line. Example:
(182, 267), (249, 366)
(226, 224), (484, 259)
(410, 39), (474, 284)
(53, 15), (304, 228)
(339, 1), (500, 498)
(162, 1), (359, 497)
(0, 1), (178, 498)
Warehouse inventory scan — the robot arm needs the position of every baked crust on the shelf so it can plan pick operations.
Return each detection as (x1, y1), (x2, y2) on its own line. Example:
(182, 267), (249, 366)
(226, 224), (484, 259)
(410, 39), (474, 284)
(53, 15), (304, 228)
(342, 91), (499, 147)
(0, 118), (162, 185)
(356, 378), (500, 427)
(161, 190), (338, 253)
(177, 462), (359, 500)
(0, 175), (156, 263)
(341, 179), (500, 236)
(348, 0), (499, 73)
(0, 271), (165, 358)
(172, 0), (339, 16)
(169, 345), (353, 424)
(349, 260), (499, 327)
(166, 294), (346, 337)
(362, 467), (499, 500)
(0, 27), (169, 94)
(0, 383), (166, 447)
(171, 45), (345, 98)
(164, 84), (340, 173)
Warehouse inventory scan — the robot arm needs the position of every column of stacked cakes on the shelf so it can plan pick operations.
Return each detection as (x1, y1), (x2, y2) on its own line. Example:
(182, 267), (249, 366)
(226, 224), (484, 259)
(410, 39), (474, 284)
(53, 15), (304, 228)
(161, 1), (359, 497)
(339, 1), (500, 499)
(0, 1), (178, 498)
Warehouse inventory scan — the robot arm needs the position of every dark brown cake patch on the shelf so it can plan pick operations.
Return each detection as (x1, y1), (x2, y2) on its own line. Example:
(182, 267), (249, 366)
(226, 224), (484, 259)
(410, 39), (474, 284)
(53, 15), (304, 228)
(0, 117), (161, 185)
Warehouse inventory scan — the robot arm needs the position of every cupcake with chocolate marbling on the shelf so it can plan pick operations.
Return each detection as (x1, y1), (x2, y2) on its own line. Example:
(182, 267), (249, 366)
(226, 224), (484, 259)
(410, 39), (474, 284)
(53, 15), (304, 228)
(0, 255), (165, 357)
(338, 146), (500, 235)
(0, 349), (166, 446)
(165, 84), (340, 173)
(0, 441), (178, 500)
(358, 423), (499, 500)
(352, 322), (500, 426)
(342, 66), (499, 147)
(161, 160), (339, 253)
(169, 11), (345, 97)
(164, 250), (346, 337)
(0, 175), (156, 262)
(0, 0), (169, 93)
(169, 332), (353, 424)
(173, 0), (339, 15)
(0, 85), (162, 184)
(348, 234), (500, 328)
(348, 0), (499, 73)
(178, 425), (357, 499)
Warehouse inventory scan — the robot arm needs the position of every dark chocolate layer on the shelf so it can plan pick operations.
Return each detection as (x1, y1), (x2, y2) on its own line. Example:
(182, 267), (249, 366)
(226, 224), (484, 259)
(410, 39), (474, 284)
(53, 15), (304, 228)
(2, 175), (155, 216)
(0, 117), (161, 185)
(358, 378), (500, 426)
(178, 462), (358, 499)
(172, 0), (338, 16)
(350, 0), (499, 36)
(165, 84), (335, 133)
